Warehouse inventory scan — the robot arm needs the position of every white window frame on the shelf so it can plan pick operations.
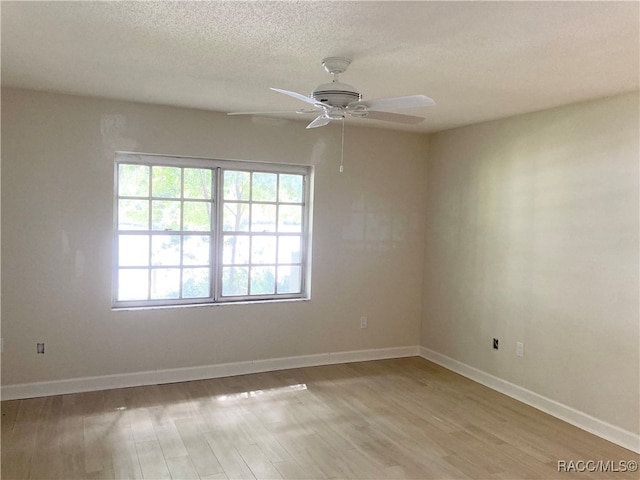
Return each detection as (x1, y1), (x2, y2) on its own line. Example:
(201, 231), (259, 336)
(113, 152), (313, 309)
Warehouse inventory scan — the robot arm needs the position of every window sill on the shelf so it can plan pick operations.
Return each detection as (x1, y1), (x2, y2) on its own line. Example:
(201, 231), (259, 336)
(111, 296), (311, 312)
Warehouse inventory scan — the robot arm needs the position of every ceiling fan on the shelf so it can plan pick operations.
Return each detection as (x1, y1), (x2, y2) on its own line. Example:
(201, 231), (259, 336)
(228, 57), (436, 129)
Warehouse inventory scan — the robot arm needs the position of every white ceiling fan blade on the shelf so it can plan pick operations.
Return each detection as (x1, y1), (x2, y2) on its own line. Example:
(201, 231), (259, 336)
(361, 110), (425, 124)
(271, 88), (319, 106)
(227, 108), (320, 116)
(351, 94), (436, 111)
(306, 115), (332, 129)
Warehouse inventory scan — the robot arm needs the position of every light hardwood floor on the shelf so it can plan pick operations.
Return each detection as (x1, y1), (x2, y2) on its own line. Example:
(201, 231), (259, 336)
(2, 357), (638, 479)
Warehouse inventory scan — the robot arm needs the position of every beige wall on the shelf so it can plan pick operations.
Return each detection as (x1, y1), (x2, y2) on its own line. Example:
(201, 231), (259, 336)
(1, 87), (427, 385)
(3, 86), (637, 438)
(422, 92), (639, 434)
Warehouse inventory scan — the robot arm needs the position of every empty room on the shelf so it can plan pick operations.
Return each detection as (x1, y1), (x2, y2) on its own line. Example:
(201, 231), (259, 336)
(1, 1), (639, 479)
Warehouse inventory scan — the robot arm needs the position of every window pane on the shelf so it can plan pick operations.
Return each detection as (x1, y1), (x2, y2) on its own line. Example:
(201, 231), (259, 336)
(222, 267), (248, 296)
(278, 205), (302, 232)
(183, 235), (210, 265)
(151, 268), (180, 299)
(223, 235), (249, 265)
(151, 235), (180, 266)
(278, 236), (301, 263)
(252, 172), (277, 201)
(152, 166), (181, 198)
(114, 154), (311, 307)
(224, 171), (250, 201)
(119, 235), (149, 266)
(250, 266), (275, 295)
(119, 199), (149, 230)
(252, 236), (276, 264)
(183, 168), (211, 199)
(223, 202), (249, 232)
(152, 200), (181, 231)
(251, 204), (276, 232)
(182, 268), (210, 298)
(277, 266), (301, 294)
(118, 269), (149, 301)
(119, 164), (149, 197)
(278, 174), (303, 203)
(183, 201), (211, 231)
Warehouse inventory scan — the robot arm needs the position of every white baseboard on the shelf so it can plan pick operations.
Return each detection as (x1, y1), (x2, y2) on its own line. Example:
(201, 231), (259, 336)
(0, 345), (419, 401)
(3, 344), (636, 454)
(419, 346), (640, 454)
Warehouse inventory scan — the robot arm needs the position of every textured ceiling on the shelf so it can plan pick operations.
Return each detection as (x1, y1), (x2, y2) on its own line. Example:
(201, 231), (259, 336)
(2, 1), (638, 133)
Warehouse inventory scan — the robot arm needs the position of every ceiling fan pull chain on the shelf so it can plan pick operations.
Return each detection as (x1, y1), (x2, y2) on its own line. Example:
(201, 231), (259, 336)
(340, 117), (345, 173)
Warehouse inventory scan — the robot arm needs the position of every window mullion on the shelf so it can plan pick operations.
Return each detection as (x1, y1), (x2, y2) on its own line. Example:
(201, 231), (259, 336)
(212, 167), (223, 301)
(178, 168), (184, 300)
(146, 171), (152, 299)
(247, 172), (253, 296)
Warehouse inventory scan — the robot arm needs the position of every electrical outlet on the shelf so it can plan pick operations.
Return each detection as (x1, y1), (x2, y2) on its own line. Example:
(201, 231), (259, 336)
(37, 343), (45, 354)
(516, 342), (524, 357)
(360, 316), (368, 329)
(493, 338), (499, 350)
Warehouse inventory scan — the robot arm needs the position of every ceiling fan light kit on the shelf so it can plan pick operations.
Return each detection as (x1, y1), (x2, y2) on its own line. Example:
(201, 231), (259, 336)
(228, 56), (436, 129)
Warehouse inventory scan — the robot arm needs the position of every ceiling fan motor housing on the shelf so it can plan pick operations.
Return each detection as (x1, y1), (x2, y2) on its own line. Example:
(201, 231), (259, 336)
(312, 81), (361, 107)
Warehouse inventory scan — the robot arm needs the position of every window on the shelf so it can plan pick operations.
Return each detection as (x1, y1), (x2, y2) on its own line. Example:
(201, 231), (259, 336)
(113, 153), (312, 308)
